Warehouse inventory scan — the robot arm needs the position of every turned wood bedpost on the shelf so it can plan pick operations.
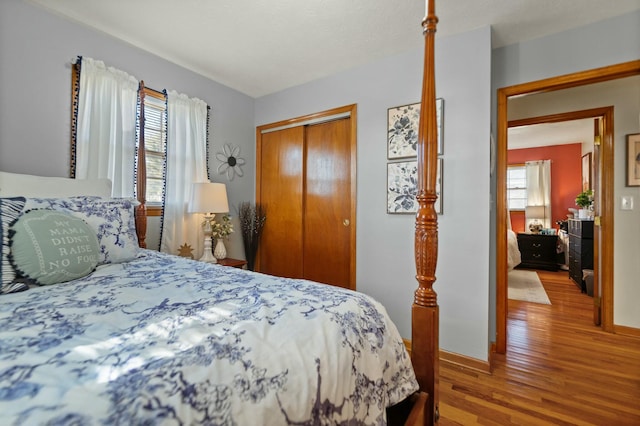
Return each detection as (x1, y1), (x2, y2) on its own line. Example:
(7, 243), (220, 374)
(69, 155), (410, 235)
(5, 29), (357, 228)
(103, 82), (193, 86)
(412, 0), (439, 424)
(136, 81), (148, 249)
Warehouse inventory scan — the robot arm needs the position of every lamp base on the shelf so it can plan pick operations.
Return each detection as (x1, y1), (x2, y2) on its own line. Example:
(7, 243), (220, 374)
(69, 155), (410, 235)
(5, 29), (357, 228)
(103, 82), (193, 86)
(199, 236), (217, 263)
(529, 221), (543, 234)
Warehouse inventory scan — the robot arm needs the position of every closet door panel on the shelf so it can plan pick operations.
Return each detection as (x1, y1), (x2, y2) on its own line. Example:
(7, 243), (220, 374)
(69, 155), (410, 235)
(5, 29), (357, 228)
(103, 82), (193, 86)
(303, 119), (351, 288)
(258, 126), (304, 278)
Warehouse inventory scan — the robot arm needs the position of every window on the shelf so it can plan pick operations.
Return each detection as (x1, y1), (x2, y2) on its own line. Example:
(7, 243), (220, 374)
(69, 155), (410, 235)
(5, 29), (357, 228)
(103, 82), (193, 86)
(138, 85), (167, 215)
(507, 165), (527, 210)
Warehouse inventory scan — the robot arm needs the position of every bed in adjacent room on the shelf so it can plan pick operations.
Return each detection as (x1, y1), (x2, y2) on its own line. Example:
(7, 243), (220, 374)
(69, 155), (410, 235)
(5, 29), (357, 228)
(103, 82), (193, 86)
(507, 230), (522, 271)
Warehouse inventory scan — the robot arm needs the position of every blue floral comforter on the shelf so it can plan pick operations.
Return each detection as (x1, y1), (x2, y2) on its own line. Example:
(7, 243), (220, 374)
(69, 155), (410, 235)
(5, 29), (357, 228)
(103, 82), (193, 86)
(0, 250), (418, 425)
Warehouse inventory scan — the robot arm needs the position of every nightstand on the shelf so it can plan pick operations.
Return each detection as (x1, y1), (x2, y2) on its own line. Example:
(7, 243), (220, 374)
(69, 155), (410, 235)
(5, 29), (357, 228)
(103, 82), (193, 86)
(516, 233), (559, 271)
(216, 258), (247, 269)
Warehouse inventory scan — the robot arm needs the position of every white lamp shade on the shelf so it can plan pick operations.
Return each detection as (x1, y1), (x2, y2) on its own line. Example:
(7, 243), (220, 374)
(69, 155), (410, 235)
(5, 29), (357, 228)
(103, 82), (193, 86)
(525, 205), (546, 219)
(188, 182), (229, 214)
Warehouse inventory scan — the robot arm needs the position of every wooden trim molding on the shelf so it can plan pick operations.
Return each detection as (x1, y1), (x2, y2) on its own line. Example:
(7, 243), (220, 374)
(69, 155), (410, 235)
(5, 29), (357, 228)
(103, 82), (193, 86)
(613, 325), (640, 339)
(495, 59), (640, 354)
(404, 339), (492, 375)
(146, 205), (163, 217)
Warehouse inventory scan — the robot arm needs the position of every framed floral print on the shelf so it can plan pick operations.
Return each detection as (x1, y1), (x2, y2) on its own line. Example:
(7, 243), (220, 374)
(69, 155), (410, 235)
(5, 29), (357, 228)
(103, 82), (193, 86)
(387, 161), (418, 213)
(388, 103), (420, 160)
(436, 98), (444, 155)
(387, 159), (442, 214)
(387, 99), (444, 160)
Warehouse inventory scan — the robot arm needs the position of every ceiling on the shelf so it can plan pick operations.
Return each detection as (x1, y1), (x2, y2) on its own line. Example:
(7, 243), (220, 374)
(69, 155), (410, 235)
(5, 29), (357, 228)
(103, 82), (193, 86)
(508, 119), (594, 150)
(26, 0), (640, 98)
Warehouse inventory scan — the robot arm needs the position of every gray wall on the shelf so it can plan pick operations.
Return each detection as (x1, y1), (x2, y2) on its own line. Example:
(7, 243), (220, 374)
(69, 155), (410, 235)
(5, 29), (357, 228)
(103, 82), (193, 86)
(491, 10), (640, 332)
(0, 0), (255, 258)
(255, 26), (493, 361)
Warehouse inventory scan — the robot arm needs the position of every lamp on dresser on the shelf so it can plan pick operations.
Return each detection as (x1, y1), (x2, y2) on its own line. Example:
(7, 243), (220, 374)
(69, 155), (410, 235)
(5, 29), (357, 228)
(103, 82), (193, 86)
(188, 182), (229, 263)
(525, 205), (546, 234)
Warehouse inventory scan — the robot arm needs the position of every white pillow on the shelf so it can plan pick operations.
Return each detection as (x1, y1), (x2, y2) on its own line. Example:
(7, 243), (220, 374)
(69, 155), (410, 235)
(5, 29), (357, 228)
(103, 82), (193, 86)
(0, 171), (112, 198)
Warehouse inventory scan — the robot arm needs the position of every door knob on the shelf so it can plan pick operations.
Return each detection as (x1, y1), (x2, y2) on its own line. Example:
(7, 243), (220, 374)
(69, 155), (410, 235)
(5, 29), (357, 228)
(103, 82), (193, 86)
(343, 219), (350, 226)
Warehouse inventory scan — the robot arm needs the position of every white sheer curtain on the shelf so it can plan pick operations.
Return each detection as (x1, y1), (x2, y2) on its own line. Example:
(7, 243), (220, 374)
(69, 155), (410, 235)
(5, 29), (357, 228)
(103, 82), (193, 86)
(526, 160), (552, 229)
(160, 90), (209, 256)
(75, 57), (139, 197)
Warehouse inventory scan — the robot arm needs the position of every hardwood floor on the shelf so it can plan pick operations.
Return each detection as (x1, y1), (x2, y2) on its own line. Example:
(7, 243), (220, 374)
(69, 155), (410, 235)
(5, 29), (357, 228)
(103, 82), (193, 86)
(438, 269), (640, 425)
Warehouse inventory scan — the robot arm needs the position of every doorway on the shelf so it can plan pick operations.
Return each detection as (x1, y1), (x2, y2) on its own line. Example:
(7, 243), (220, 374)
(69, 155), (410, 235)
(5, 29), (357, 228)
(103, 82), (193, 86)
(495, 60), (640, 354)
(507, 109), (608, 324)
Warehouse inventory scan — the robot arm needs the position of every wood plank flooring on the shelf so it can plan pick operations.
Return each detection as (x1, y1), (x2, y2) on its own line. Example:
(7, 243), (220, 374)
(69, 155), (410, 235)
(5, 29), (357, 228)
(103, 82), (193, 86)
(438, 269), (640, 425)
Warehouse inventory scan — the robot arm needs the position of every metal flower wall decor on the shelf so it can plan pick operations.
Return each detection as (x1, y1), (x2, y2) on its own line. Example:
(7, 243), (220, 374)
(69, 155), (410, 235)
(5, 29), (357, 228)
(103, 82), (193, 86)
(216, 144), (245, 181)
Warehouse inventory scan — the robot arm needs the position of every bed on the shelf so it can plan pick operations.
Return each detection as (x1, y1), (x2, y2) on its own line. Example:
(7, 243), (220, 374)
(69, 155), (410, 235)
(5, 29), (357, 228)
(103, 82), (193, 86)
(507, 229), (521, 271)
(0, 193), (417, 424)
(0, 1), (442, 424)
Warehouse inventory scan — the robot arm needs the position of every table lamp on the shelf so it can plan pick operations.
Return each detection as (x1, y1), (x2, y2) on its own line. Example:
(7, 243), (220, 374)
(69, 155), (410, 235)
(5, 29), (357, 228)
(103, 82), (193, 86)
(525, 205), (546, 234)
(188, 182), (229, 263)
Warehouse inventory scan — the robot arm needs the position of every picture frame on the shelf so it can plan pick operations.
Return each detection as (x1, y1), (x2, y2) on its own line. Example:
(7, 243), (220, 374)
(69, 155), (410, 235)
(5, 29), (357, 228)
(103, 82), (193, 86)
(581, 152), (592, 191)
(387, 99), (444, 159)
(387, 159), (442, 214)
(387, 161), (418, 213)
(436, 98), (444, 156)
(626, 133), (640, 187)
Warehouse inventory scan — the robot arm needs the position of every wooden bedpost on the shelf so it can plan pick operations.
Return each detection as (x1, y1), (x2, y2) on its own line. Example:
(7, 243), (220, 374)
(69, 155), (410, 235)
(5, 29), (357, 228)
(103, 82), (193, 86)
(136, 81), (148, 249)
(412, 0), (439, 424)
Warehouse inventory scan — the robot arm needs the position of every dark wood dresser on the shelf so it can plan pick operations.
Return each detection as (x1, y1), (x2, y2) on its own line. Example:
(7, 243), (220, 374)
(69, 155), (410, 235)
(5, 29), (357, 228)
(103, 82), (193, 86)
(568, 219), (594, 292)
(516, 233), (559, 271)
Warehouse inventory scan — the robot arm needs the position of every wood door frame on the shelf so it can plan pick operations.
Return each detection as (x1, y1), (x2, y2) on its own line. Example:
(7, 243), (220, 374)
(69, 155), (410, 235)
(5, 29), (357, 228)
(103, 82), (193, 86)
(255, 104), (358, 289)
(496, 60), (640, 354)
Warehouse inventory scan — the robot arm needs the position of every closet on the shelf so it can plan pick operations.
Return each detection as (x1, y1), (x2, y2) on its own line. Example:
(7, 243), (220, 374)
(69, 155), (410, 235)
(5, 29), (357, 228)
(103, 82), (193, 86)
(256, 105), (356, 290)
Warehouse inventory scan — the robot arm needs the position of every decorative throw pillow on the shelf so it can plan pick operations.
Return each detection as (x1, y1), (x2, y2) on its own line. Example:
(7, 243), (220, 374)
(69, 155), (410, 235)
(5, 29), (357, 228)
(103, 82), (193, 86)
(23, 197), (140, 264)
(72, 198), (140, 264)
(10, 210), (100, 285)
(0, 197), (28, 294)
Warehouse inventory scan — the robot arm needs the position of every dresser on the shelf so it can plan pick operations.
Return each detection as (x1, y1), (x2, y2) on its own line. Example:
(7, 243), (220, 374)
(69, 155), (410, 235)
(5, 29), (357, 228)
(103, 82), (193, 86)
(568, 219), (594, 292)
(516, 233), (559, 271)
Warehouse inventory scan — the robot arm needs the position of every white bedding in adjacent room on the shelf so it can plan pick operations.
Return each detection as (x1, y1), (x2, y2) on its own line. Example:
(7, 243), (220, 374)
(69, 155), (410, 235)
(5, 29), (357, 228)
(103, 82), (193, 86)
(507, 229), (521, 271)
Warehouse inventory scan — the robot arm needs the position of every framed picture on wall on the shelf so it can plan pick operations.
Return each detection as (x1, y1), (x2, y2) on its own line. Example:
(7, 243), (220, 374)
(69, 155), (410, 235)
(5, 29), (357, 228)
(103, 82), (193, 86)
(387, 161), (418, 213)
(626, 133), (640, 186)
(436, 98), (444, 156)
(386, 159), (442, 214)
(581, 152), (592, 191)
(435, 158), (443, 214)
(387, 103), (420, 160)
(387, 99), (444, 159)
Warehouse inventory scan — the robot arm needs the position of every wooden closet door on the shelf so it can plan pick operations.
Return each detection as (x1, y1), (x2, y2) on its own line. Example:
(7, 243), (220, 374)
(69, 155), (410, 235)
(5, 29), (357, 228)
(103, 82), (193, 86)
(303, 118), (352, 288)
(258, 126), (304, 278)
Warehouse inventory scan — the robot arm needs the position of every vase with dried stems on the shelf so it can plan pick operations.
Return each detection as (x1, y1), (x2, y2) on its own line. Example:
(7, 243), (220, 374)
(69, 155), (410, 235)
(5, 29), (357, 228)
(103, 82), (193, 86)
(238, 202), (266, 271)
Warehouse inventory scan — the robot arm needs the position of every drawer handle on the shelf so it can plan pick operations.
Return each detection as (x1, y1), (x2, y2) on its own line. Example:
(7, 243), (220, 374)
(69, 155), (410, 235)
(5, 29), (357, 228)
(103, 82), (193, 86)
(532, 243), (541, 248)
(533, 254), (541, 258)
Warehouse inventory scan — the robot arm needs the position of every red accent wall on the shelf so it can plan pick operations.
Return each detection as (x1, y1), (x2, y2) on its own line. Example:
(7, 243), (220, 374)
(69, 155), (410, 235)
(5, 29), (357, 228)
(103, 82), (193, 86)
(508, 143), (583, 233)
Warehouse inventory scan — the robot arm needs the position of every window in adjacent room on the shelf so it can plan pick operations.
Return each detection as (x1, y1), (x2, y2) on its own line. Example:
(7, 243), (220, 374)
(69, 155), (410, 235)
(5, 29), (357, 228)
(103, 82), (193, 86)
(507, 164), (527, 210)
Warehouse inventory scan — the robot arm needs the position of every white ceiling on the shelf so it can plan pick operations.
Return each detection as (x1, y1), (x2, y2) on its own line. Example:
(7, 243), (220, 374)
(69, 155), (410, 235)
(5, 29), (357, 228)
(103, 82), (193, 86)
(508, 119), (594, 150)
(26, 0), (640, 98)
